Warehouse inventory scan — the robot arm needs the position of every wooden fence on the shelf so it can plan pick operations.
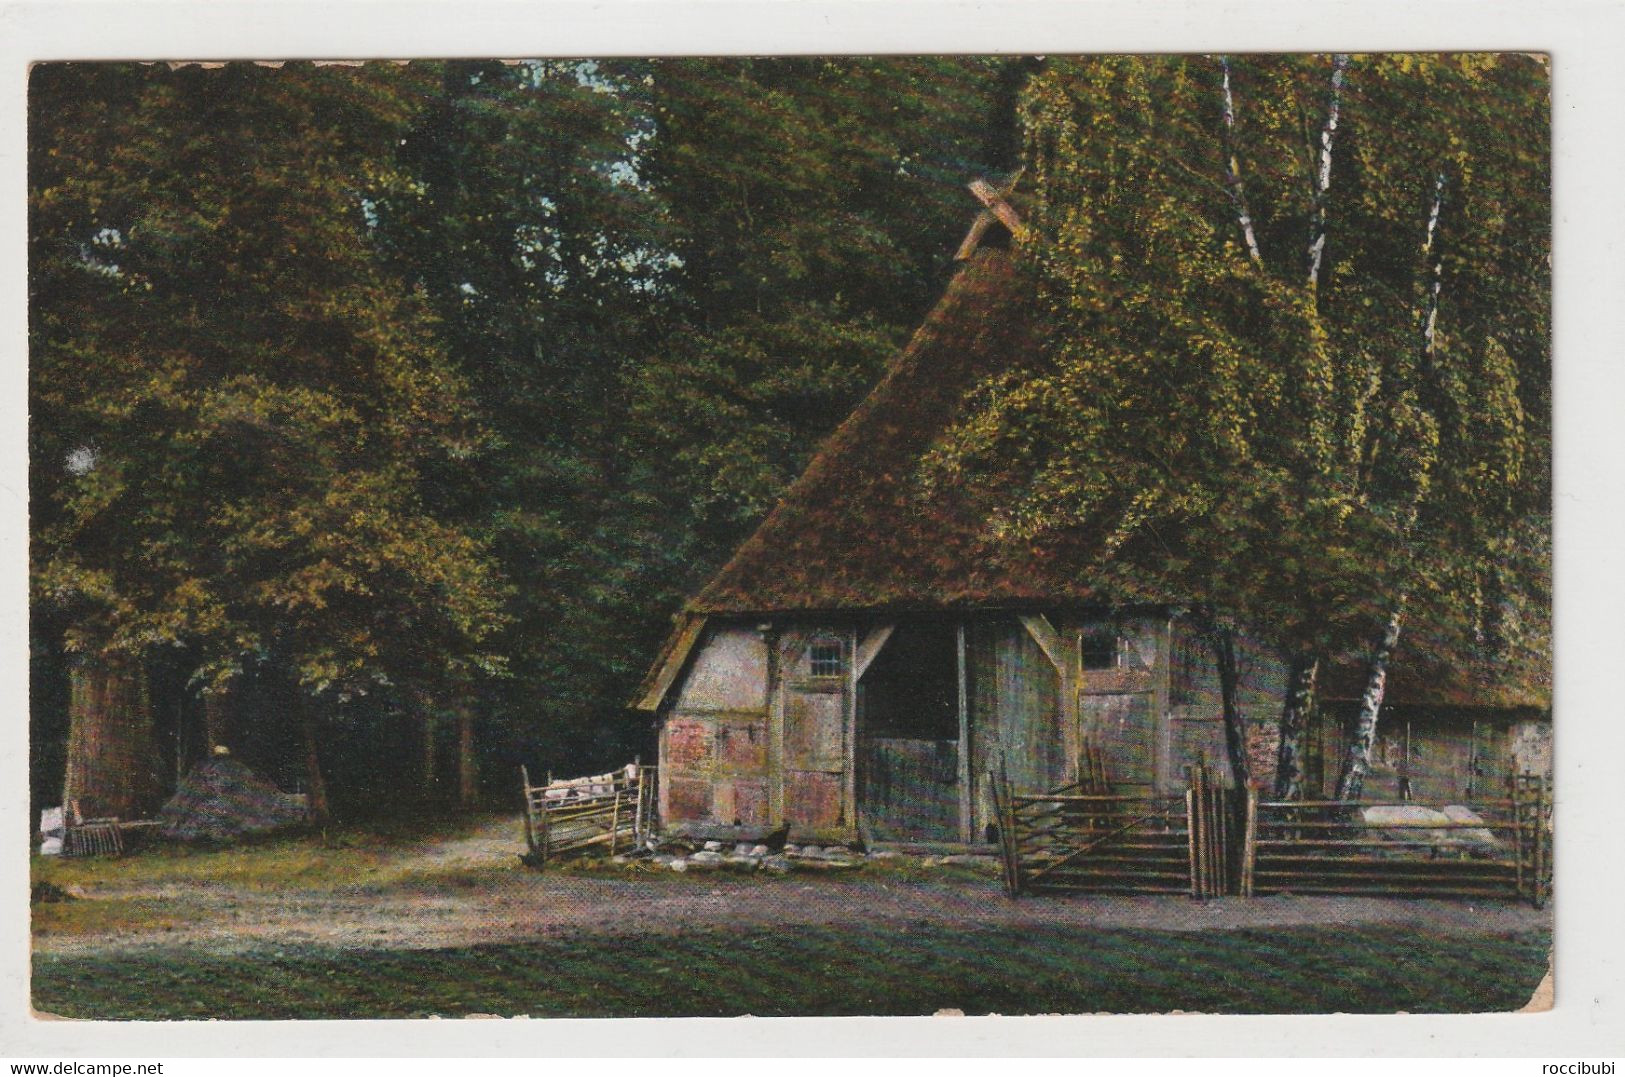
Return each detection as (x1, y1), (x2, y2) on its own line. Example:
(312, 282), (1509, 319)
(996, 757), (1548, 906)
(1242, 775), (1550, 906)
(521, 764), (656, 868)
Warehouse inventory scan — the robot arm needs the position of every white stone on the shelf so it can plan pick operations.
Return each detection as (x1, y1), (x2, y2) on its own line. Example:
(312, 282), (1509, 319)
(749, 845), (770, 857)
(703, 840), (724, 852)
(669, 859), (689, 873)
(762, 855), (793, 874)
(733, 842), (755, 856)
(1440, 805), (1501, 846)
(690, 850), (725, 865)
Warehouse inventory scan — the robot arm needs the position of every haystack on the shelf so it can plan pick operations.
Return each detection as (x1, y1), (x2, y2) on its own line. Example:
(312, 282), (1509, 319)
(159, 756), (308, 841)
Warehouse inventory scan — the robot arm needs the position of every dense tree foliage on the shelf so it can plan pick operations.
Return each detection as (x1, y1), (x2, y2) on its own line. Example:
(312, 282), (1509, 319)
(29, 54), (1546, 817)
(924, 54), (1549, 794)
(29, 58), (1022, 813)
(30, 63), (513, 815)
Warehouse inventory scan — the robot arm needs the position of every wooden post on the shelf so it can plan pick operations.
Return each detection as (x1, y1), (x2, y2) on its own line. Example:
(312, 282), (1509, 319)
(632, 761), (646, 847)
(540, 787), (551, 866)
(521, 766), (536, 854)
(1242, 786), (1258, 897)
(998, 754), (1022, 897)
(1186, 782), (1199, 899)
(609, 789), (622, 856)
(956, 622), (972, 845)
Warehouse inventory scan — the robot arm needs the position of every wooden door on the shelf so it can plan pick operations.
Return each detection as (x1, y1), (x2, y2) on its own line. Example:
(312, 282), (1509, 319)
(779, 633), (850, 832)
(855, 621), (963, 842)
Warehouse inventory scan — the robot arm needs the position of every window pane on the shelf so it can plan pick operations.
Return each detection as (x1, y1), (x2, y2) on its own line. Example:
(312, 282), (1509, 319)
(810, 642), (843, 677)
(1081, 630), (1118, 670)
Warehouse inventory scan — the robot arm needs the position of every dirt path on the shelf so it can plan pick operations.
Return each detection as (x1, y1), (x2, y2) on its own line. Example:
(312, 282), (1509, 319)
(34, 814), (1552, 960)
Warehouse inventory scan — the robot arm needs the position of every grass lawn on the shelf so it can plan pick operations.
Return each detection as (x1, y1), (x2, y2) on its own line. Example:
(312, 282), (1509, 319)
(33, 922), (1550, 1019)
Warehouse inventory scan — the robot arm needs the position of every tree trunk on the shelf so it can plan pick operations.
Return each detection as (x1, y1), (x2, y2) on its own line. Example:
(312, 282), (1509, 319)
(457, 703), (478, 810)
(1272, 652), (1320, 800)
(299, 705), (331, 822)
(1210, 623), (1249, 790)
(421, 707), (439, 801)
(202, 688), (230, 754)
(1335, 602), (1406, 801)
(62, 649), (162, 820)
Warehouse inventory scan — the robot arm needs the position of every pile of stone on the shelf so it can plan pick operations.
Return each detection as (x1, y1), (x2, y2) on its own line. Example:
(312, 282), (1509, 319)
(623, 839), (869, 875)
(605, 836), (1006, 876)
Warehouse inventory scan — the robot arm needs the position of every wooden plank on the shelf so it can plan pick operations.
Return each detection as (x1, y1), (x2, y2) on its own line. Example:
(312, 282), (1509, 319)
(1257, 798), (1518, 809)
(957, 622), (972, 845)
(954, 211), (997, 261)
(852, 624), (896, 680)
(1012, 793), (1185, 804)
(1017, 614), (1067, 673)
(631, 614), (709, 712)
(968, 178), (1024, 233)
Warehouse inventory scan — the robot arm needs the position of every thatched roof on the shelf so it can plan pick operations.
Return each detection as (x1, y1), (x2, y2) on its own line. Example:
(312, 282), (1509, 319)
(691, 248), (1107, 615)
(662, 247), (1550, 713)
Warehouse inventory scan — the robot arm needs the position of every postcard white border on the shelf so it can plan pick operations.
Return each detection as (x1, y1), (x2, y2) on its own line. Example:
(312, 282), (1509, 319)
(2, 0), (1621, 1059)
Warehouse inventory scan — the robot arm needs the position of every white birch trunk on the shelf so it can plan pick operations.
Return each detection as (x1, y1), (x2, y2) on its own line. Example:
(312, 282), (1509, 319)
(1335, 174), (1448, 801)
(1335, 602), (1406, 801)
(1272, 652), (1320, 800)
(1219, 57), (1264, 266)
(1305, 54), (1351, 290)
(1419, 172), (1446, 363)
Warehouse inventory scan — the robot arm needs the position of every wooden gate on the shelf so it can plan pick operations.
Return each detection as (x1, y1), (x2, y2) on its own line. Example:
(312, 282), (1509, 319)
(521, 764), (655, 867)
(1240, 775), (1549, 906)
(993, 753), (1235, 897)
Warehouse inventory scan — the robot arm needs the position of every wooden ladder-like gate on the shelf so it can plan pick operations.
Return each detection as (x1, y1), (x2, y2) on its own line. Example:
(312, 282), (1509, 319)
(521, 763), (657, 868)
(1240, 774), (1550, 906)
(996, 749), (1548, 907)
(994, 748), (1236, 899)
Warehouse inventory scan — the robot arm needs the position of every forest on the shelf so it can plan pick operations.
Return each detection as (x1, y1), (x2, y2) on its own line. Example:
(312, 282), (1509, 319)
(28, 55), (1549, 823)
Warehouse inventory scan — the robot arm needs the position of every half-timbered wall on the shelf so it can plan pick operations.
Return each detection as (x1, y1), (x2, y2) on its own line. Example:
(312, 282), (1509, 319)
(1312, 709), (1553, 801)
(658, 625), (773, 829)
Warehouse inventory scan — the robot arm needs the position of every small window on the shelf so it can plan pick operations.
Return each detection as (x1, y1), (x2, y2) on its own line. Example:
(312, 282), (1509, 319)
(1081, 630), (1120, 671)
(809, 641), (844, 677)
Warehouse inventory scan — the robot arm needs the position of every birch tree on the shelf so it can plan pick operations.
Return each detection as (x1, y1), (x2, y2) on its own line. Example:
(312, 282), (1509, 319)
(923, 54), (1549, 796)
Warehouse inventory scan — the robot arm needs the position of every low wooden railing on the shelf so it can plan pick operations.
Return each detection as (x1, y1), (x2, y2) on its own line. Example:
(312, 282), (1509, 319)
(521, 763), (656, 867)
(1241, 777), (1549, 906)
